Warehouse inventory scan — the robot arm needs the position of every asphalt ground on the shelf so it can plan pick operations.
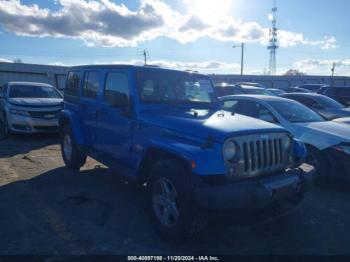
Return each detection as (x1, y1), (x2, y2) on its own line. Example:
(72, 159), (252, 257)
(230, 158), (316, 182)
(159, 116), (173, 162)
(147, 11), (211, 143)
(0, 134), (350, 255)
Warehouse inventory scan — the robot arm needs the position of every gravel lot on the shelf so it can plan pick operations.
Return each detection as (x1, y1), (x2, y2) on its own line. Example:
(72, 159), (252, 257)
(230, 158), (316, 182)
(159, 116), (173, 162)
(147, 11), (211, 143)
(0, 134), (350, 255)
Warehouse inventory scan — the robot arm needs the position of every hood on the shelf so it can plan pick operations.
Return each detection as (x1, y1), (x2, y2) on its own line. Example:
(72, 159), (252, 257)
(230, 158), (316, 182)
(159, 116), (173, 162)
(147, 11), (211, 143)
(8, 98), (63, 107)
(294, 121), (350, 149)
(139, 108), (285, 143)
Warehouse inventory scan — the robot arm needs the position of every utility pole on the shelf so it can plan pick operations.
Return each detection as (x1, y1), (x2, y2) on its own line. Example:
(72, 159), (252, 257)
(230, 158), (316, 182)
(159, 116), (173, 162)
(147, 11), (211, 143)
(331, 62), (336, 77)
(233, 43), (244, 75)
(331, 61), (336, 87)
(142, 49), (148, 65)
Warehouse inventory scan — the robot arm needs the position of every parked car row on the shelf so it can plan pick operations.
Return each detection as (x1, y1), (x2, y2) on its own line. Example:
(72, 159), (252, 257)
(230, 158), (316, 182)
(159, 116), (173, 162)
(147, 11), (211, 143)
(0, 67), (349, 242)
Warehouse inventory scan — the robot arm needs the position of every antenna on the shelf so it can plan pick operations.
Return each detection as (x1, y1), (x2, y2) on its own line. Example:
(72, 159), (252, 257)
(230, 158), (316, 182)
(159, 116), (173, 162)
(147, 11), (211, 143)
(268, 0), (278, 75)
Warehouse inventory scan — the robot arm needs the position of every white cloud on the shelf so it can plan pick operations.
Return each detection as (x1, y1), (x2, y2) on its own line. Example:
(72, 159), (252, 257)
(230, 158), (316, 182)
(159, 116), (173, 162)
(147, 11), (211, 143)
(100, 59), (240, 73)
(293, 58), (350, 75)
(0, 58), (13, 63)
(0, 0), (337, 49)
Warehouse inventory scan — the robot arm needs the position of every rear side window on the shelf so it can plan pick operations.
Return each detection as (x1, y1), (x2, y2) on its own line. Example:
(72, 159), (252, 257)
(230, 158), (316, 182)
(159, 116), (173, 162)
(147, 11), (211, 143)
(65, 71), (81, 96)
(104, 72), (129, 106)
(83, 71), (100, 99)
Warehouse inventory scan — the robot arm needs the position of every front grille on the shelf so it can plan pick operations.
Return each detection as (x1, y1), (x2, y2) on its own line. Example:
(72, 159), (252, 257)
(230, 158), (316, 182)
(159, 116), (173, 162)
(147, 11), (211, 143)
(28, 110), (61, 119)
(229, 133), (290, 178)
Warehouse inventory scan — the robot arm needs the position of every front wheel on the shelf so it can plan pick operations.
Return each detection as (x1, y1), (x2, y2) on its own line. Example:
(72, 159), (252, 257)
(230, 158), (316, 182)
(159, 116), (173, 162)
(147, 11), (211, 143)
(148, 159), (204, 242)
(61, 125), (87, 170)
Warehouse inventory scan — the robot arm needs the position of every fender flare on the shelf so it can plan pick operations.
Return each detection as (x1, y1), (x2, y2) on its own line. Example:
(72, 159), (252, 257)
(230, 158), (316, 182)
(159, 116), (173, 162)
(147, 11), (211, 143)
(59, 110), (86, 145)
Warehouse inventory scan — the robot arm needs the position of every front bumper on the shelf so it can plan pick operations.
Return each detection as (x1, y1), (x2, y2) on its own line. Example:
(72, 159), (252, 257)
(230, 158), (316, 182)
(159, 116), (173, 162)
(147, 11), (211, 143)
(194, 164), (315, 210)
(7, 113), (59, 133)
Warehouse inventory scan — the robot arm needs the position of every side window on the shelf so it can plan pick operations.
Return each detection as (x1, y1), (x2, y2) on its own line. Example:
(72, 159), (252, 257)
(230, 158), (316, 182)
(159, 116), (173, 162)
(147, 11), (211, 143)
(104, 72), (129, 106)
(65, 71), (81, 96)
(83, 72), (100, 99)
(222, 100), (238, 111)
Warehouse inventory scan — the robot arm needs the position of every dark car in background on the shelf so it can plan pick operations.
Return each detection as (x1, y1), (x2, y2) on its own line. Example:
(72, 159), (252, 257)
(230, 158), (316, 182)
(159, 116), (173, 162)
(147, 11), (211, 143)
(318, 87), (350, 107)
(296, 84), (330, 93)
(267, 88), (286, 96)
(282, 93), (350, 121)
(286, 87), (311, 93)
(214, 84), (275, 97)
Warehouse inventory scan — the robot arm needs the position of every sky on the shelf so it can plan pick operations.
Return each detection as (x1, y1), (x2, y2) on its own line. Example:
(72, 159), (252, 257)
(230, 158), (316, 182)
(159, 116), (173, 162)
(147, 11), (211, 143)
(0, 0), (349, 76)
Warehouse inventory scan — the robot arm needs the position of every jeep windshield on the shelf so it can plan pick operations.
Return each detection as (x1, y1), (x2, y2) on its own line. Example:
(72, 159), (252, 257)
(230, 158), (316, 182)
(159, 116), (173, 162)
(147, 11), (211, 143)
(9, 85), (62, 99)
(137, 69), (217, 108)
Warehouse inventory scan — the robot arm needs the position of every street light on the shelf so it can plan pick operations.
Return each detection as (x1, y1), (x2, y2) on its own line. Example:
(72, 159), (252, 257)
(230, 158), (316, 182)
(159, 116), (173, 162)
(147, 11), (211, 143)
(233, 43), (244, 75)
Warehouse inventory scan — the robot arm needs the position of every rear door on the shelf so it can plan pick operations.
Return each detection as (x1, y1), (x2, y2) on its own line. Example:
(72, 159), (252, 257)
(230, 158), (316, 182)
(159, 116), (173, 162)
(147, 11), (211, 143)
(96, 69), (135, 167)
(79, 70), (102, 146)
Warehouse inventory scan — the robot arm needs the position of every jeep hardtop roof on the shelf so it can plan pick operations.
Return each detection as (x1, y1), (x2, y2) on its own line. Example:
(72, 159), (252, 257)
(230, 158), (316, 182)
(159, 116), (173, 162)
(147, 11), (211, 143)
(69, 64), (209, 77)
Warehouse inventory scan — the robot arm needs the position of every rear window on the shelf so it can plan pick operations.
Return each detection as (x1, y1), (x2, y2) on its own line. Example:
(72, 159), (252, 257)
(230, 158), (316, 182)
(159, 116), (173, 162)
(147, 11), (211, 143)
(65, 71), (81, 96)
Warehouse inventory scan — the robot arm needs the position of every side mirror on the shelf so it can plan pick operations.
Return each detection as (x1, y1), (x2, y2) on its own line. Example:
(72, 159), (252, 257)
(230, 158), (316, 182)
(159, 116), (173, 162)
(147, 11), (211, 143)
(107, 92), (130, 108)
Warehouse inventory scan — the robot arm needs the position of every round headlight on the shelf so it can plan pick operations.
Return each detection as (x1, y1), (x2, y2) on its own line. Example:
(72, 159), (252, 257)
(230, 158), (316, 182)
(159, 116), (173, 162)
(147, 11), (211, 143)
(223, 140), (237, 163)
(282, 136), (292, 150)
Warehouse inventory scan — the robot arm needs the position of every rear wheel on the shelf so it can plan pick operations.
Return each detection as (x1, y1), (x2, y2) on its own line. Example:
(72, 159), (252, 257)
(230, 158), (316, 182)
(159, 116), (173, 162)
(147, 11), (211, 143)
(306, 146), (329, 183)
(148, 159), (204, 242)
(61, 125), (87, 170)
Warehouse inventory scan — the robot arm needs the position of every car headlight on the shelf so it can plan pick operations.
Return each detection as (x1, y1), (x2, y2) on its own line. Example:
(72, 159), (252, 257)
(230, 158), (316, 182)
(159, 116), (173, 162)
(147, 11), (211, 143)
(10, 109), (30, 117)
(223, 140), (238, 163)
(334, 144), (350, 155)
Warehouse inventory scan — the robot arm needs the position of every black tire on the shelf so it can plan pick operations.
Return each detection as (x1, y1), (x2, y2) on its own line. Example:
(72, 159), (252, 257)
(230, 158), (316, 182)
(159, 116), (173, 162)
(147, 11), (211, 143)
(148, 159), (204, 242)
(0, 111), (9, 139)
(306, 146), (329, 183)
(61, 125), (87, 170)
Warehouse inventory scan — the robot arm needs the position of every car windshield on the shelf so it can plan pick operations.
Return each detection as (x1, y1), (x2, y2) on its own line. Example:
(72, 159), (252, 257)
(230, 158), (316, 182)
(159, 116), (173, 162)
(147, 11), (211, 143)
(315, 95), (344, 109)
(9, 85), (62, 99)
(269, 100), (324, 123)
(137, 69), (217, 107)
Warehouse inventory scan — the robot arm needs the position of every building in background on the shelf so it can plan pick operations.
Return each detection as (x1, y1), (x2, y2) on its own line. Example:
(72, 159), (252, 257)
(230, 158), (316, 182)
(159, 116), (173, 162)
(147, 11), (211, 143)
(0, 62), (68, 90)
(0, 62), (349, 91)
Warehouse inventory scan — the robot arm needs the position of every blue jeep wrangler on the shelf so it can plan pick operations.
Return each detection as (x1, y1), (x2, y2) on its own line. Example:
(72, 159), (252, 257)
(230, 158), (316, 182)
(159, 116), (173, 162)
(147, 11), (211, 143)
(59, 65), (313, 241)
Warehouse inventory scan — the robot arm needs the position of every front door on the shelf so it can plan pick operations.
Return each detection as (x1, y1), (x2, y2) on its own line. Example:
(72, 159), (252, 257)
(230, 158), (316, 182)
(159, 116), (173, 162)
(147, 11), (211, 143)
(79, 70), (101, 146)
(96, 70), (134, 168)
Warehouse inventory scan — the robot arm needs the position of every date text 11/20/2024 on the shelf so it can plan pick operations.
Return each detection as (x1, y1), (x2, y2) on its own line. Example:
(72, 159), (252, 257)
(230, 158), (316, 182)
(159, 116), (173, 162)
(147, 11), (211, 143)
(127, 256), (220, 261)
